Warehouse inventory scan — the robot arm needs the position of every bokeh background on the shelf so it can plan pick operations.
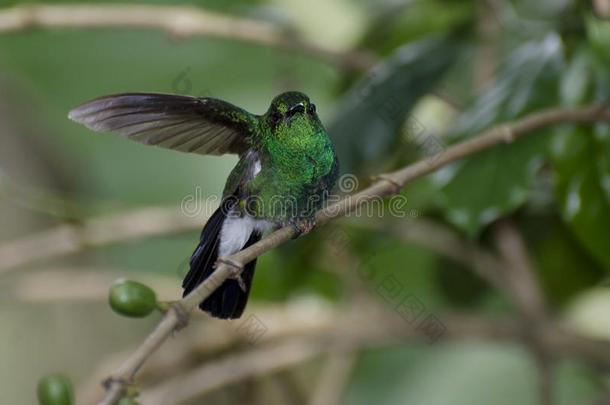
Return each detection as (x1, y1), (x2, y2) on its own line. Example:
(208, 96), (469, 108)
(2, 0), (610, 404)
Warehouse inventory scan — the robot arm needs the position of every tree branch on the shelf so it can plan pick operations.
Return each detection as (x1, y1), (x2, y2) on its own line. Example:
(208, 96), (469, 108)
(492, 219), (553, 405)
(309, 350), (356, 405)
(0, 206), (207, 274)
(97, 103), (610, 404)
(0, 4), (376, 71)
(348, 217), (505, 290)
(493, 219), (548, 321)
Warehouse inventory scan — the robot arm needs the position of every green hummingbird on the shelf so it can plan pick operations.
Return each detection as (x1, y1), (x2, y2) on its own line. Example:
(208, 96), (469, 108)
(68, 91), (339, 319)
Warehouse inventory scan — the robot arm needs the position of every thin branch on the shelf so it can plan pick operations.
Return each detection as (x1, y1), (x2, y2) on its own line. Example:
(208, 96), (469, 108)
(113, 305), (610, 404)
(114, 311), (610, 404)
(492, 219), (548, 321)
(0, 4), (376, 71)
(97, 103), (610, 404)
(347, 217), (505, 290)
(8, 267), (179, 303)
(0, 206), (207, 274)
(309, 351), (357, 405)
(492, 219), (552, 405)
(593, 0), (610, 19)
(139, 337), (326, 405)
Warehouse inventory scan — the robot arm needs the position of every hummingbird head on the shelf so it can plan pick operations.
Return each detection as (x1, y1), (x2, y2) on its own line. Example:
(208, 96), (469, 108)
(263, 91), (321, 133)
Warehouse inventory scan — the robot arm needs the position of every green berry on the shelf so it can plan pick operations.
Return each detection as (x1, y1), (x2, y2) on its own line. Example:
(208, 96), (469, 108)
(108, 279), (157, 318)
(37, 374), (73, 405)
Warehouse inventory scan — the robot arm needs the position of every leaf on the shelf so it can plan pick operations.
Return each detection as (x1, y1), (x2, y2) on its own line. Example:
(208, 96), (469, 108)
(550, 127), (610, 271)
(528, 216), (605, 306)
(329, 36), (462, 174)
(436, 34), (563, 236)
(346, 344), (601, 405)
(356, 0), (474, 57)
(548, 37), (610, 272)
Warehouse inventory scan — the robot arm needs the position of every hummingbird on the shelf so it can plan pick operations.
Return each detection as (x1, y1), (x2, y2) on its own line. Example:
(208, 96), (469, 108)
(68, 91), (339, 319)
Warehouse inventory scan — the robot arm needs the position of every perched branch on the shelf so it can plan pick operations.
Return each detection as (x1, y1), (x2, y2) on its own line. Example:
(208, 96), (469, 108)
(98, 104), (610, 404)
(0, 4), (375, 71)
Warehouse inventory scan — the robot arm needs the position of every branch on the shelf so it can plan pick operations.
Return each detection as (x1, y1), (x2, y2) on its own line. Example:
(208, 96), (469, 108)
(139, 337), (326, 405)
(9, 267), (179, 303)
(0, 206), (207, 274)
(492, 219), (553, 405)
(117, 310), (610, 404)
(493, 219), (548, 321)
(309, 351), (356, 405)
(348, 217), (505, 290)
(0, 4), (375, 71)
(95, 103), (610, 404)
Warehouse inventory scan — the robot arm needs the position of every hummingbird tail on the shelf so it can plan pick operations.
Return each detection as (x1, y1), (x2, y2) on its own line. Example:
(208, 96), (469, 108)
(182, 200), (261, 319)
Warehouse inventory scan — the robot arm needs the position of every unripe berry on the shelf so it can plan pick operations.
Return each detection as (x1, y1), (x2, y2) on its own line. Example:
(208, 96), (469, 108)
(37, 374), (73, 405)
(108, 279), (157, 318)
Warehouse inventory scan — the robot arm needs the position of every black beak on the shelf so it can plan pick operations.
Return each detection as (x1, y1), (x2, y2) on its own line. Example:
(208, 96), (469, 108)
(287, 103), (306, 118)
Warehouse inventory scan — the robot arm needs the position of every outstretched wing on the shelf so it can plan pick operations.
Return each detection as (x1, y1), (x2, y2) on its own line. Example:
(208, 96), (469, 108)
(68, 93), (257, 155)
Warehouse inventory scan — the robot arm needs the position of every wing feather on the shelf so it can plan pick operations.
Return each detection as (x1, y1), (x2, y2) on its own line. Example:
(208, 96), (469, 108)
(68, 93), (257, 155)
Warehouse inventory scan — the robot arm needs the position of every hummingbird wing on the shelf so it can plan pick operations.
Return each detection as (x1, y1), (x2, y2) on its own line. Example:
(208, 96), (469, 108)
(68, 93), (257, 155)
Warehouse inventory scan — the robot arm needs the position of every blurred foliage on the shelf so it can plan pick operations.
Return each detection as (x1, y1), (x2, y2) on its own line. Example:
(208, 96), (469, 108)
(330, 36), (462, 173)
(355, 0), (474, 57)
(1, 0), (610, 404)
(437, 34), (563, 236)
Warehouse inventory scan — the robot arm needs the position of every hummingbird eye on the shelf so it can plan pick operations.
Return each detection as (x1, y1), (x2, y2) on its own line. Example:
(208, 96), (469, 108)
(308, 103), (316, 115)
(270, 111), (282, 124)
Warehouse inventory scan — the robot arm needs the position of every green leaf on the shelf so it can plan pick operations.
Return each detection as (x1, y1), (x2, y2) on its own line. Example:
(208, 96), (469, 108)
(356, 0), (474, 57)
(586, 15), (610, 67)
(439, 135), (548, 236)
(437, 34), (563, 236)
(550, 127), (610, 271)
(548, 37), (610, 272)
(346, 344), (601, 405)
(329, 36), (462, 173)
(528, 216), (605, 306)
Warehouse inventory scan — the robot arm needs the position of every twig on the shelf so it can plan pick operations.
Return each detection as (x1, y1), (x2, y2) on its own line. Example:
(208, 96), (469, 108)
(0, 4), (376, 71)
(109, 305), (610, 403)
(8, 267), (180, 303)
(594, 0), (610, 19)
(492, 219), (547, 321)
(492, 219), (552, 405)
(96, 103), (610, 404)
(139, 337), (327, 405)
(309, 351), (357, 405)
(532, 348), (554, 405)
(348, 217), (505, 290)
(0, 206), (207, 274)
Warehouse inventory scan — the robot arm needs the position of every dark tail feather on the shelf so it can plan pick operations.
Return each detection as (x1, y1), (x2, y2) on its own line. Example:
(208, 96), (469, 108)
(182, 201), (261, 319)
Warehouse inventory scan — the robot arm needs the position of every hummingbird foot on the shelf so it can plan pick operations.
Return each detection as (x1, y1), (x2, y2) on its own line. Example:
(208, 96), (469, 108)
(289, 217), (316, 239)
(216, 257), (247, 292)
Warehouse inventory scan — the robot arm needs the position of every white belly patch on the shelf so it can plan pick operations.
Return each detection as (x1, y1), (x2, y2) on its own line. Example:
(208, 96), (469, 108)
(218, 216), (272, 257)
